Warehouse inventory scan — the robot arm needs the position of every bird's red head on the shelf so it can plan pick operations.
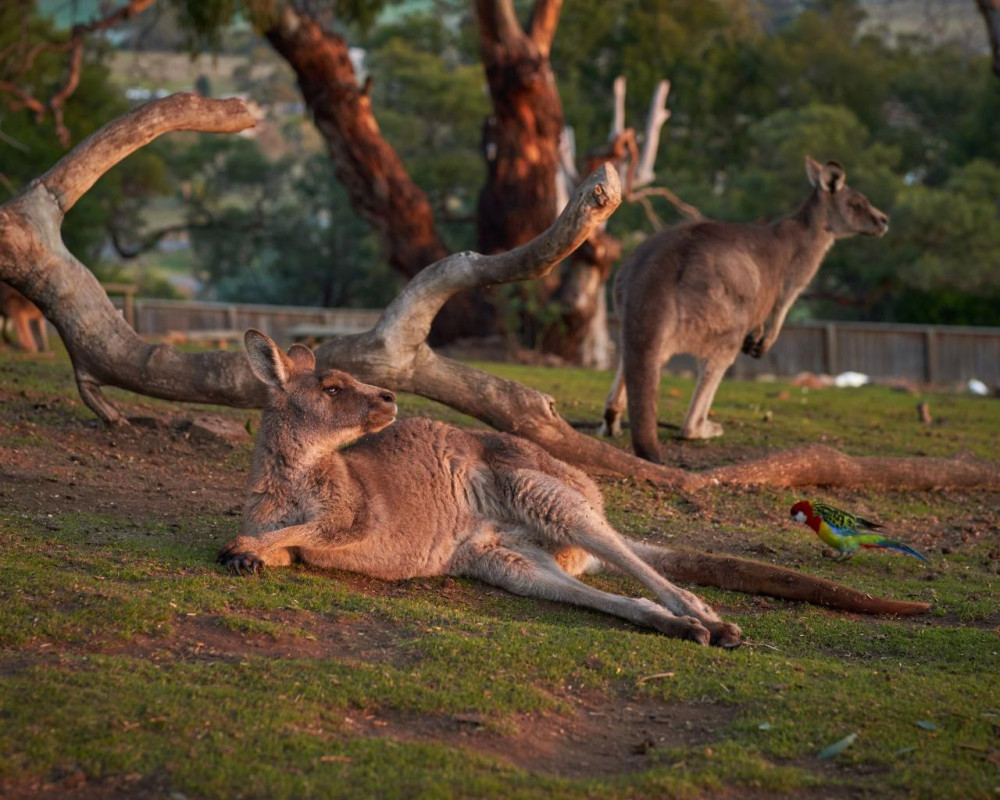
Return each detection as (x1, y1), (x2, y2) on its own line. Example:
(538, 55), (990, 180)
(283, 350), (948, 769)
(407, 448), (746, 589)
(790, 500), (814, 524)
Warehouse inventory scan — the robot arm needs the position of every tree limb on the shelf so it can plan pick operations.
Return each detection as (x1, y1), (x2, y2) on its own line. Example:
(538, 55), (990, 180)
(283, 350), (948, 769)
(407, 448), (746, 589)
(977, 0), (1000, 77)
(527, 0), (564, 57)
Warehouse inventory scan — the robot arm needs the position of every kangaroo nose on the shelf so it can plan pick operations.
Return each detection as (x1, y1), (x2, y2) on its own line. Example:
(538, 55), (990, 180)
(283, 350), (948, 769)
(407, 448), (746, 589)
(379, 391), (395, 404)
(876, 212), (889, 229)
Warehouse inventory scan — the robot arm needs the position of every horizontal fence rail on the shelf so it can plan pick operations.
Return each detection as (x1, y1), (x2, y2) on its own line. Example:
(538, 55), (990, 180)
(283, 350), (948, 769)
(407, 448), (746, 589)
(115, 298), (1000, 386)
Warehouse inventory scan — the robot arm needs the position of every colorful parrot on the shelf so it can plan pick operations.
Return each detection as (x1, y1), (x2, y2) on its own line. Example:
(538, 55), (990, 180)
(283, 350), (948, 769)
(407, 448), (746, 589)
(789, 500), (929, 563)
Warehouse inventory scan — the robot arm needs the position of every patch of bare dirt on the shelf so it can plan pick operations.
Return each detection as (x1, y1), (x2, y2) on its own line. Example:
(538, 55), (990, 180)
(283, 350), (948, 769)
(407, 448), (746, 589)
(0, 398), (250, 524)
(343, 693), (737, 778)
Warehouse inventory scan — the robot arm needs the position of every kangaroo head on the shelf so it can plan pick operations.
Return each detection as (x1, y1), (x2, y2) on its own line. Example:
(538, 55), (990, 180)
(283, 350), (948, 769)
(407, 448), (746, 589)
(244, 329), (397, 449)
(804, 156), (888, 239)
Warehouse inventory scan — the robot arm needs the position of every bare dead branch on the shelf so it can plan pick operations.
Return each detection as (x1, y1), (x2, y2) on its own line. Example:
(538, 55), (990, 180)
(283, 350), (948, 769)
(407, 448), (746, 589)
(611, 75), (627, 138)
(634, 79), (671, 188)
(377, 165), (621, 352)
(43, 93), (253, 214)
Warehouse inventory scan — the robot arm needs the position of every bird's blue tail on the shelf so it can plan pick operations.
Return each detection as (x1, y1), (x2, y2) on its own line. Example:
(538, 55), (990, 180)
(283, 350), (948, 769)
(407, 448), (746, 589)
(875, 539), (930, 563)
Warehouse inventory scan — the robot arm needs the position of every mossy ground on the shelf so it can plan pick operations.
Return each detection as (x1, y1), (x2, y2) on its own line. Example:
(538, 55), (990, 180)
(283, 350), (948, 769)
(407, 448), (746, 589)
(1, 347), (998, 799)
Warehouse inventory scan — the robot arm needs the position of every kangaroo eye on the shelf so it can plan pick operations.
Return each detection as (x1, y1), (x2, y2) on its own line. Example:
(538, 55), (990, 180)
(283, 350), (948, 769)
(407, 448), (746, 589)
(326, 387), (339, 395)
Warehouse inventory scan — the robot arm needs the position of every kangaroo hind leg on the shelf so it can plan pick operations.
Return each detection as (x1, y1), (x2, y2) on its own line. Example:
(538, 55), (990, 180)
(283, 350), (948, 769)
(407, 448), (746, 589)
(501, 470), (741, 647)
(459, 536), (711, 644)
(599, 357), (627, 437)
(680, 355), (731, 439)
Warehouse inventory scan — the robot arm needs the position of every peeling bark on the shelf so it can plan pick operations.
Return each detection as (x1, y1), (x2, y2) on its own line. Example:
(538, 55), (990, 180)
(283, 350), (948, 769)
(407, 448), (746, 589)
(475, 0), (564, 256)
(1, 93), (997, 496)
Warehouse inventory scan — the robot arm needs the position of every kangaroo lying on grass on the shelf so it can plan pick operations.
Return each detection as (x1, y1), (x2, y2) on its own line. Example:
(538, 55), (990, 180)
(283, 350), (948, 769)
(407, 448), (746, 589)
(218, 331), (927, 648)
(601, 157), (888, 461)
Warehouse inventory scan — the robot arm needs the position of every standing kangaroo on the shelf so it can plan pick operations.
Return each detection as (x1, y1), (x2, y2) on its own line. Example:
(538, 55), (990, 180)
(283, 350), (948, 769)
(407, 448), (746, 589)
(220, 330), (746, 646)
(601, 157), (888, 462)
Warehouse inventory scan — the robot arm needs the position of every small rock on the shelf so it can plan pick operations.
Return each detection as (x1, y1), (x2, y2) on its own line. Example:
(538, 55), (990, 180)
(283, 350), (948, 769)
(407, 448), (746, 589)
(184, 416), (251, 443)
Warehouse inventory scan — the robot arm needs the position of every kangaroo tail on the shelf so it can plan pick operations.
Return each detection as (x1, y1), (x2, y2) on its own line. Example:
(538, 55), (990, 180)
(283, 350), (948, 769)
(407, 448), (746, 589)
(628, 542), (930, 615)
(863, 539), (930, 563)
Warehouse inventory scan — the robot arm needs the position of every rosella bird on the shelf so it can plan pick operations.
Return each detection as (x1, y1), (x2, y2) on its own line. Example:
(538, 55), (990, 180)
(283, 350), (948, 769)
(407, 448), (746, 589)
(790, 500), (929, 563)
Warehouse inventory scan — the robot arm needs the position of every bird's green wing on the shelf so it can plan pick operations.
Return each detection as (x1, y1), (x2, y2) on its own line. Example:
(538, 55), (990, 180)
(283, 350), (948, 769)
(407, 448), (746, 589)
(811, 502), (862, 532)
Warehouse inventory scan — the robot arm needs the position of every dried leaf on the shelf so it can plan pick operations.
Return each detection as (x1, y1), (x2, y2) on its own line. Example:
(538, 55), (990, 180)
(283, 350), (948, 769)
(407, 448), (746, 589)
(758, 722), (773, 730)
(818, 732), (858, 759)
(636, 671), (675, 684)
(916, 721), (937, 731)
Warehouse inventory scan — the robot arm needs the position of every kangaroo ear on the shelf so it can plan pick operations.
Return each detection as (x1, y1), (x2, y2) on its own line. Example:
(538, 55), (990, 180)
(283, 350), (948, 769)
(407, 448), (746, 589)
(805, 155), (823, 187)
(287, 343), (316, 373)
(821, 161), (846, 193)
(245, 329), (293, 389)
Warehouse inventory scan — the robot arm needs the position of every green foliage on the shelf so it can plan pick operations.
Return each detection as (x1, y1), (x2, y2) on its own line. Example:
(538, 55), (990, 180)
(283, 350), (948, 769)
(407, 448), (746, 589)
(0, 2), (170, 265)
(173, 135), (400, 307)
(17, 0), (1000, 324)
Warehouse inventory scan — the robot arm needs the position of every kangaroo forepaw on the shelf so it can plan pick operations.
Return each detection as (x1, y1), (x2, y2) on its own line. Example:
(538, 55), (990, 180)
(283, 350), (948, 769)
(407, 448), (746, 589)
(742, 331), (769, 359)
(217, 544), (265, 577)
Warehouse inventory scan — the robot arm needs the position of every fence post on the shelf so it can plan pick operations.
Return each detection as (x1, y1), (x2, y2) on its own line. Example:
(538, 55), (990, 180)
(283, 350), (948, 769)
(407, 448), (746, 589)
(924, 328), (938, 384)
(823, 323), (838, 375)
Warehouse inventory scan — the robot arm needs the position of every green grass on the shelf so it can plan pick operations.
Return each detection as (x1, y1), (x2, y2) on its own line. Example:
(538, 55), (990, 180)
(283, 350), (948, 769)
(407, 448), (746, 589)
(1, 349), (998, 798)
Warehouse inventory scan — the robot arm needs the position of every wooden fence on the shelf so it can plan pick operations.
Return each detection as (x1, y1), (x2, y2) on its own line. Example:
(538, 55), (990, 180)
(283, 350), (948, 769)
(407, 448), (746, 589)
(120, 298), (1000, 386)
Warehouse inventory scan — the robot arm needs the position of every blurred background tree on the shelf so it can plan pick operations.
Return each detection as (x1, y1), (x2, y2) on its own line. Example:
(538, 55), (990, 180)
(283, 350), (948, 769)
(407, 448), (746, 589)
(4, 0), (999, 330)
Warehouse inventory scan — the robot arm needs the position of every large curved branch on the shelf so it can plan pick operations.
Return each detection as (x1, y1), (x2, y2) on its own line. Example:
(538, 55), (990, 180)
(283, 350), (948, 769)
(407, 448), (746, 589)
(0, 94), (264, 423)
(43, 93), (254, 214)
(377, 166), (620, 351)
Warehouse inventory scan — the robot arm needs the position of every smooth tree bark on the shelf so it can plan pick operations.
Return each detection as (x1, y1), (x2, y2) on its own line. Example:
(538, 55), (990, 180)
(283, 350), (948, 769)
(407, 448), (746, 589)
(1, 94), (997, 500)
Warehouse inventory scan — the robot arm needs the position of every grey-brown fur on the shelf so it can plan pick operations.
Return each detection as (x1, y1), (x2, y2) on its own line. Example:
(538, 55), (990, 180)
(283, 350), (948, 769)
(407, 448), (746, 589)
(600, 157), (888, 462)
(219, 329), (742, 647)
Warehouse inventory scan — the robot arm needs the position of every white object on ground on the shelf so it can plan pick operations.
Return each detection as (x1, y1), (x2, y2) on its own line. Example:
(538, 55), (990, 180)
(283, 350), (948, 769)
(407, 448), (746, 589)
(834, 371), (870, 388)
(967, 379), (989, 396)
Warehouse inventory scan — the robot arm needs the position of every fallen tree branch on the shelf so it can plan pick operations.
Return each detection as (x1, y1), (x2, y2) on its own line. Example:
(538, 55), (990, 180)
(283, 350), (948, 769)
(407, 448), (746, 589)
(1, 93), (997, 492)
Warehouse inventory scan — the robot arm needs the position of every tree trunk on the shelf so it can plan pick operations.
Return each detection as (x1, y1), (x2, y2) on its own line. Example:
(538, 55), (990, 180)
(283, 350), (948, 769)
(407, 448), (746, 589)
(977, 0), (1000, 77)
(475, 0), (564, 256)
(2, 94), (997, 496)
(539, 232), (618, 367)
(263, 7), (492, 343)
